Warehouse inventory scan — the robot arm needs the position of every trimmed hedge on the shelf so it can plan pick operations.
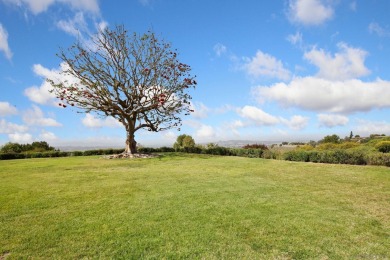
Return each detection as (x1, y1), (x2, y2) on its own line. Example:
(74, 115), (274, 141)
(0, 151), (71, 160)
(283, 149), (389, 167)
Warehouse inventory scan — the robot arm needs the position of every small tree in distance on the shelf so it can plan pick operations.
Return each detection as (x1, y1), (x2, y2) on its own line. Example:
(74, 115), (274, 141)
(48, 25), (196, 154)
(173, 134), (195, 151)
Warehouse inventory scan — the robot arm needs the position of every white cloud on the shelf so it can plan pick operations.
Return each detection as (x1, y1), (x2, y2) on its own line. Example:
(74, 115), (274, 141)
(82, 114), (122, 128)
(288, 0), (334, 26)
(254, 77), (390, 114)
(0, 102), (18, 116)
(287, 31), (303, 46)
(2, 0), (99, 14)
(8, 132), (33, 143)
(65, 0), (99, 14)
(24, 83), (57, 105)
(56, 12), (88, 37)
(23, 105), (62, 126)
(0, 23), (13, 60)
(0, 119), (28, 134)
(349, 1), (357, 11)
(368, 22), (390, 37)
(190, 102), (210, 119)
(195, 124), (215, 139)
(161, 131), (177, 142)
(39, 130), (58, 141)
(355, 120), (390, 136)
(242, 51), (291, 81)
(304, 43), (370, 80)
(24, 63), (78, 106)
(281, 115), (309, 130)
(238, 106), (280, 126)
(213, 43), (227, 57)
(318, 114), (349, 128)
(230, 120), (245, 128)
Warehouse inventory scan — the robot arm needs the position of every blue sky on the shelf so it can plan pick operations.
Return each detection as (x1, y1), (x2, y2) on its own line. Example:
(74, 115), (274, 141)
(1, 0), (390, 148)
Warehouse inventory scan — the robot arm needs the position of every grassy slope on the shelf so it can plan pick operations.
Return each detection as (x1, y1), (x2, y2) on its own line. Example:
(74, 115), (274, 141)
(0, 154), (389, 259)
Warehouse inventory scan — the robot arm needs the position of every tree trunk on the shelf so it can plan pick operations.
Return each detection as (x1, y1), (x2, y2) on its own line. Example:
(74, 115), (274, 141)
(125, 132), (137, 154)
(124, 118), (137, 154)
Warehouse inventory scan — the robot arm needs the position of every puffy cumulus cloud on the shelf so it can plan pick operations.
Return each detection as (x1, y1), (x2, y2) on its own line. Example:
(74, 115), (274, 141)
(238, 106), (280, 126)
(280, 115), (309, 130)
(2, 0), (99, 14)
(254, 77), (390, 114)
(0, 119), (28, 134)
(304, 43), (370, 80)
(8, 132), (33, 143)
(318, 114), (349, 128)
(22, 105), (62, 126)
(24, 63), (78, 106)
(82, 114), (122, 128)
(0, 101), (18, 116)
(288, 0), (334, 26)
(213, 43), (227, 57)
(242, 51), (291, 81)
(0, 24), (13, 60)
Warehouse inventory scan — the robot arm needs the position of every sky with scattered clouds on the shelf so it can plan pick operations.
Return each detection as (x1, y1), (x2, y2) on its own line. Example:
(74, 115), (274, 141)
(0, 0), (390, 148)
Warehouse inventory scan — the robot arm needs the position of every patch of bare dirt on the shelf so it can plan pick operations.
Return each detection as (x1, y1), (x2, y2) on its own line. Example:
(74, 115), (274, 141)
(0, 251), (10, 260)
(102, 153), (159, 159)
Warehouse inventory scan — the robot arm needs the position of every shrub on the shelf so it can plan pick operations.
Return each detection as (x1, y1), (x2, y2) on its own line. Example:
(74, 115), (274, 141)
(376, 141), (390, 153)
(339, 142), (360, 149)
(242, 144), (268, 150)
(283, 150), (309, 162)
(262, 150), (279, 159)
(204, 146), (231, 156)
(72, 151), (83, 156)
(317, 143), (339, 150)
(308, 151), (321, 163)
(366, 153), (390, 167)
(83, 150), (104, 156)
(0, 153), (26, 160)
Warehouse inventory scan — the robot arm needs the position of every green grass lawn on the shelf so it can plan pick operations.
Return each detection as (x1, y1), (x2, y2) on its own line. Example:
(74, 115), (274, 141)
(0, 154), (389, 259)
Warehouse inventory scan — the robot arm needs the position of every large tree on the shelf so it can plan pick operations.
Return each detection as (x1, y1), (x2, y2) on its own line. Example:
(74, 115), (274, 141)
(48, 25), (196, 154)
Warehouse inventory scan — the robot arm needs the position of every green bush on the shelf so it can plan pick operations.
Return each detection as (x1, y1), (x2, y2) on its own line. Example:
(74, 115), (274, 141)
(205, 147), (232, 156)
(283, 149), (368, 166)
(72, 151), (83, 156)
(376, 141), (390, 153)
(234, 148), (264, 158)
(0, 153), (26, 160)
(83, 149), (105, 156)
(283, 150), (309, 162)
(262, 150), (280, 159)
(366, 153), (390, 167)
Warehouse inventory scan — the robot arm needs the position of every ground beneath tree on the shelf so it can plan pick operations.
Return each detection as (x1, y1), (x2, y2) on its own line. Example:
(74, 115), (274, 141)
(102, 153), (159, 159)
